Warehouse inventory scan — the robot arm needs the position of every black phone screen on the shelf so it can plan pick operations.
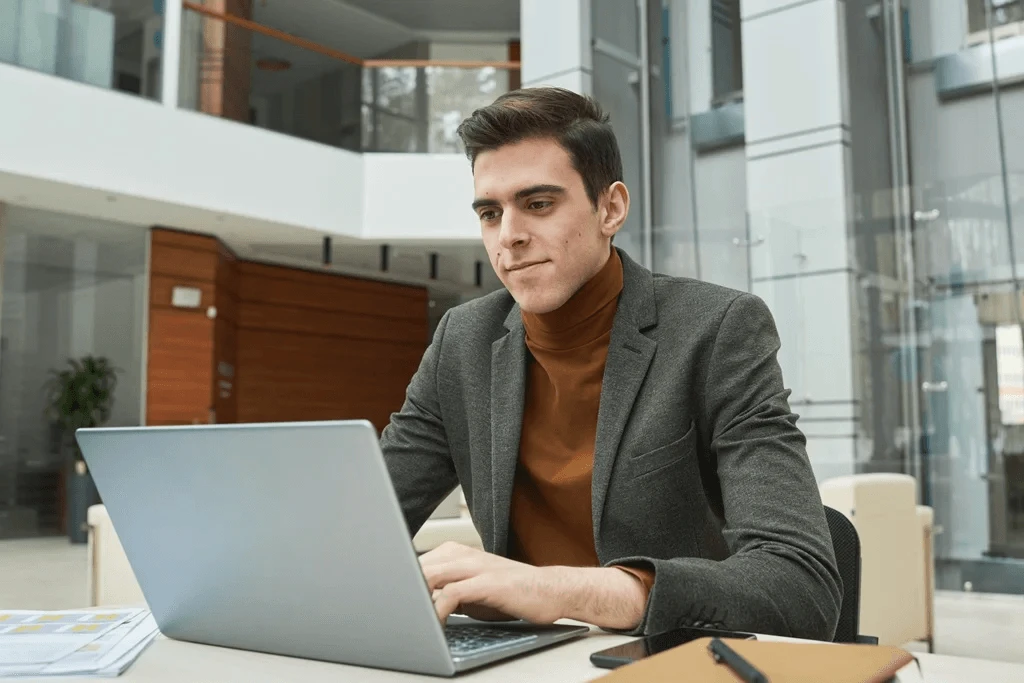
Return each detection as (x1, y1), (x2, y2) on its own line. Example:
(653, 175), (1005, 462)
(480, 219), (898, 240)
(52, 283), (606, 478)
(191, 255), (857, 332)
(589, 627), (756, 669)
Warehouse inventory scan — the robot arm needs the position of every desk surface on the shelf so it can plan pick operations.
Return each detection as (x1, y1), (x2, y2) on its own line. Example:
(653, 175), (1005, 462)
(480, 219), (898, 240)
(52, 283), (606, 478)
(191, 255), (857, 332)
(19, 626), (1024, 683)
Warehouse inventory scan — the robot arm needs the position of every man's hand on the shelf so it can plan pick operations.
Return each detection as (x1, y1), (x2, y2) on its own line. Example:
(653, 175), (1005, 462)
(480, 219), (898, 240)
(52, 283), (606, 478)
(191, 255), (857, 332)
(419, 542), (648, 630)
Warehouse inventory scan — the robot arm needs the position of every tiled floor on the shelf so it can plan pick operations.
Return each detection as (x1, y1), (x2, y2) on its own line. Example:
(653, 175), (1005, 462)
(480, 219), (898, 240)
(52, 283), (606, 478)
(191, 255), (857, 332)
(3, 538), (1024, 664)
(0, 537), (88, 610)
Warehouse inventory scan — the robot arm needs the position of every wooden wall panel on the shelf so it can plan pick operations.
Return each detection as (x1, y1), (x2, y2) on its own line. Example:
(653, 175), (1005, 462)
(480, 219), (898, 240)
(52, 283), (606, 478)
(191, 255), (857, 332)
(237, 303), (427, 344)
(146, 306), (215, 424)
(146, 228), (429, 433)
(234, 263), (427, 433)
(235, 331), (423, 430)
(237, 262), (426, 320)
(146, 229), (219, 425)
(509, 40), (521, 91)
(150, 240), (218, 282)
(200, 0), (253, 123)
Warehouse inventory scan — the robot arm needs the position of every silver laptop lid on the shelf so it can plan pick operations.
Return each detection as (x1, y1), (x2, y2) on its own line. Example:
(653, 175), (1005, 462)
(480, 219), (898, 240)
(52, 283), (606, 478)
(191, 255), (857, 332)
(77, 420), (456, 676)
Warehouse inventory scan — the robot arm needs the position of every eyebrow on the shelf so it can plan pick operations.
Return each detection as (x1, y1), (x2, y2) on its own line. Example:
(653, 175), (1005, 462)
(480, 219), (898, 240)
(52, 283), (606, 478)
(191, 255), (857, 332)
(471, 184), (566, 211)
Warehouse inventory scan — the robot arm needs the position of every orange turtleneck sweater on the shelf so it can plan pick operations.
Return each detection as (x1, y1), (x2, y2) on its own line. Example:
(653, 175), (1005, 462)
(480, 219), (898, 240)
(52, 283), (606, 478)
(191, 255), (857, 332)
(507, 247), (654, 596)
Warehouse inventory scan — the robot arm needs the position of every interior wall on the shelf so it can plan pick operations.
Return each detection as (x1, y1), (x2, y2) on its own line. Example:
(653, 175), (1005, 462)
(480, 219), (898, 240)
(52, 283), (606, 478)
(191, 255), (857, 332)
(693, 146), (749, 291)
(0, 207), (147, 538)
(843, 0), (902, 474)
(906, 67), (1024, 285)
(147, 228), (428, 433)
(233, 261), (427, 431)
(200, 0), (254, 122)
(146, 229), (220, 426)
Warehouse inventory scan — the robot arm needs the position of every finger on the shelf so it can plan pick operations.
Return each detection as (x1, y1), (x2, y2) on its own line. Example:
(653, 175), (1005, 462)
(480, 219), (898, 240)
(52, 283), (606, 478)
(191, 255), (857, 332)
(422, 558), (482, 591)
(433, 586), (462, 624)
(418, 541), (475, 568)
(434, 575), (505, 619)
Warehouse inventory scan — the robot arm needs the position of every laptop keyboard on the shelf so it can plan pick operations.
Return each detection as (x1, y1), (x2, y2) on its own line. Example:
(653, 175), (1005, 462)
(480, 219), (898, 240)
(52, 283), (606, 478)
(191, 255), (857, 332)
(444, 625), (539, 657)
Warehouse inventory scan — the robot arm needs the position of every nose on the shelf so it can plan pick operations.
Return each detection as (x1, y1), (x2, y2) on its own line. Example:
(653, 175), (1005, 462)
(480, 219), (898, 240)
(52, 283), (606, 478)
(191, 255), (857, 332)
(497, 209), (529, 251)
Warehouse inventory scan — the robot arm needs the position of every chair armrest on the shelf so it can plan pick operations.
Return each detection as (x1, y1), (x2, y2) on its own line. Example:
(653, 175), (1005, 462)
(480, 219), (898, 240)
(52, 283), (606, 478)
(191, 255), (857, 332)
(916, 505), (936, 642)
(86, 504), (146, 607)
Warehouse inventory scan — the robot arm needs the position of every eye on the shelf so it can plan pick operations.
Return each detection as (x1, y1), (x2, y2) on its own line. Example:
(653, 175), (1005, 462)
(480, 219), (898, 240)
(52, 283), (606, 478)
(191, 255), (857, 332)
(479, 209), (500, 222)
(528, 200), (553, 210)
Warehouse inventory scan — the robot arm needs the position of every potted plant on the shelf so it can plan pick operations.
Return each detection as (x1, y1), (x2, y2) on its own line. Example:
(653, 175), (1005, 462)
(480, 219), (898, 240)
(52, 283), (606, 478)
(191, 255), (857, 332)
(43, 355), (119, 543)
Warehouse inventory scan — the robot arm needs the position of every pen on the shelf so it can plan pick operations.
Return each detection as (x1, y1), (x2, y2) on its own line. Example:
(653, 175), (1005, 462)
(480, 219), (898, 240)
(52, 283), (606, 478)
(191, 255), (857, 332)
(708, 637), (770, 683)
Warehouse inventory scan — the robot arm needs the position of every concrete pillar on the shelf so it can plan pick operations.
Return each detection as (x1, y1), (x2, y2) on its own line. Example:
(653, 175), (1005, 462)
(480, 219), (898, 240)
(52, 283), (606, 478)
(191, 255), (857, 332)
(520, 0), (592, 93)
(70, 239), (98, 360)
(740, 0), (858, 482)
(161, 0), (183, 107)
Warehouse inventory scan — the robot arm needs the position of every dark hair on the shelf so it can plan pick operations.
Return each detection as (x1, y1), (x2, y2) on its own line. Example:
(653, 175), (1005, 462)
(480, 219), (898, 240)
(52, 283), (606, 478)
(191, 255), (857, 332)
(456, 87), (623, 207)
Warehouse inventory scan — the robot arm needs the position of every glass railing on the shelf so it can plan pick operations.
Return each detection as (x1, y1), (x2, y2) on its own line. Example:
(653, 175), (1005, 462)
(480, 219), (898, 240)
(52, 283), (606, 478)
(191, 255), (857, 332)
(0, 0), (163, 99)
(178, 2), (519, 153)
(363, 63), (512, 153)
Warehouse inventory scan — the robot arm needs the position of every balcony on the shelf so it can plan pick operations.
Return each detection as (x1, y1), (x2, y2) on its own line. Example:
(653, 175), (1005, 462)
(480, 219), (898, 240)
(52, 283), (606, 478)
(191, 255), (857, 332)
(0, 1), (519, 250)
(178, 1), (520, 154)
(0, 0), (163, 99)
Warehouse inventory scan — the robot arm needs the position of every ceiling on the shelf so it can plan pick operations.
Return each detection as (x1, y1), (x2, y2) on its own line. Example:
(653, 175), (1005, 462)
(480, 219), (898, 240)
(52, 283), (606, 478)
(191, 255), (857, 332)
(247, 0), (416, 97)
(342, 0), (520, 33)
(251, 0), (416, 59)
(0, 174), (500, 297)
(240, 0), (520, 99)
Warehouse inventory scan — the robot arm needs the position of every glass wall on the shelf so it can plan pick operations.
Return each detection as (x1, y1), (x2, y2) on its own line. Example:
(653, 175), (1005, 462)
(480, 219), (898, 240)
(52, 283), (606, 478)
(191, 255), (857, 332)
(650, 0), (1024, 592)
(178, 5), (516, 153)
(900, 0), (1024, 591)
(591, 0), (650, 265)
(0, 207), (147, 539)
(362, 65), (505, 153)
(0, 0), (164, 99)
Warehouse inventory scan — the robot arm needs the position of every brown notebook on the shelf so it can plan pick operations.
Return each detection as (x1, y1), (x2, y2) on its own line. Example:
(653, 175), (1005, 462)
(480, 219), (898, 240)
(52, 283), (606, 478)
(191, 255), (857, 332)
(593, 637), (916, 683)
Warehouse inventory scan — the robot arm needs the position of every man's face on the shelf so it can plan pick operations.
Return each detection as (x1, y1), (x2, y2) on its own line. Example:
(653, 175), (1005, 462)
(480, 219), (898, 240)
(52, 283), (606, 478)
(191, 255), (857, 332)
(472, 137), (627, 314)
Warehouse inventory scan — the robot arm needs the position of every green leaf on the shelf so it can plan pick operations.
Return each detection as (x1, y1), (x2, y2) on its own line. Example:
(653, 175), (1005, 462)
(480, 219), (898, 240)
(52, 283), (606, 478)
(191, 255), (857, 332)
(43, 355), (121, 453)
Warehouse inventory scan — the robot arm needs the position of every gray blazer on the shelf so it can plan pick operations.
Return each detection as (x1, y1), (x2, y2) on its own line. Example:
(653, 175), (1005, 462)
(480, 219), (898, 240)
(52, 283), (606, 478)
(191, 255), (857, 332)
(380, 248), (841, 640)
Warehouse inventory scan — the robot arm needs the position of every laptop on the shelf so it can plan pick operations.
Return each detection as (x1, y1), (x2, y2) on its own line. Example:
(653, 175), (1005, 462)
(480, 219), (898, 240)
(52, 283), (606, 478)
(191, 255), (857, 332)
(76, 420), (589, 677)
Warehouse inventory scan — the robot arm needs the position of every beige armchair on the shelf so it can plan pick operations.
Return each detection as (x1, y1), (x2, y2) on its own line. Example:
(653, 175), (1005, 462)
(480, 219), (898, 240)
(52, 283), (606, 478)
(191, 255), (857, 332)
(819, 474), (935, 651)
(86, 504), (145, 607)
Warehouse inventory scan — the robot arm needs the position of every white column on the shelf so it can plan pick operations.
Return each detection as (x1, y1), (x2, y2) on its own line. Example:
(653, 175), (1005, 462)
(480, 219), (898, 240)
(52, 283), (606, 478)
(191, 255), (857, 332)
(520, 0), (592, 93)
(70, 239), (98, 359)
(161, 0), (182, 107)
(741, 0), (858, 482)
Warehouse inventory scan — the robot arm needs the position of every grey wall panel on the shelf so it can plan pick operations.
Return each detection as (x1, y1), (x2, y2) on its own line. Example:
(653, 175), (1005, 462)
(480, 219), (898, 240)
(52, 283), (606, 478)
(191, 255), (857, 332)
(60, 3), (115, 88)
(695, 146), (749, 291)
(16, 0), (64, 75)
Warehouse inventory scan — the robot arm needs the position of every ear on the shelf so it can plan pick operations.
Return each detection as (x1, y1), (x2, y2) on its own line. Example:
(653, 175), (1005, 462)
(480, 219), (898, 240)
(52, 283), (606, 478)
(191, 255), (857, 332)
(599, 181), (630, 239)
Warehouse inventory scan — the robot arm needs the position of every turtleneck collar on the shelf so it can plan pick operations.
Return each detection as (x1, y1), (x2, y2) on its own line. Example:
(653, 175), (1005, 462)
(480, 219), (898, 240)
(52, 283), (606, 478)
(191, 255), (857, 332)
(521, 247), (623, 351)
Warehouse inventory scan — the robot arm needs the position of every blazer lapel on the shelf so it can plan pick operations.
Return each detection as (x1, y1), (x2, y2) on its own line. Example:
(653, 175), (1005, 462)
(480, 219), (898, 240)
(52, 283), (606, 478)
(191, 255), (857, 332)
(592, 250), (658, 550)
(490, 304), (527, 556)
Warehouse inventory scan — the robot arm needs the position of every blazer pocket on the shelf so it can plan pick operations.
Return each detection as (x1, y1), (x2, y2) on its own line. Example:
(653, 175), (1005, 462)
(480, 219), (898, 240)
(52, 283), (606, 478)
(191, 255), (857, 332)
(631, 421), (697, 477)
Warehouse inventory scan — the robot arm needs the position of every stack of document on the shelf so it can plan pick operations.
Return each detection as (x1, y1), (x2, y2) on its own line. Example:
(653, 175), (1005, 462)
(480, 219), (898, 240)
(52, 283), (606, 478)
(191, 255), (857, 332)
(0, 608), (159, 678)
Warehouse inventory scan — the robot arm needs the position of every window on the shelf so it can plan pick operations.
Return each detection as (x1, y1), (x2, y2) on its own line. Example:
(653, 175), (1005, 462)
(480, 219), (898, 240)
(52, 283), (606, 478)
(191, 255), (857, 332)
(966, 0), (1024, 45)
(361, 67), (424, 153)
(996, 324), (1024, 426)
(711, 0), (743, 105)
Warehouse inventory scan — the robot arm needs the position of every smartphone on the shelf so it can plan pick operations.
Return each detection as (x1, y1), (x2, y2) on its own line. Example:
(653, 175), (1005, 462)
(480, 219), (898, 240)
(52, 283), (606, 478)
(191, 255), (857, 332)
(589, 626), (756, 669)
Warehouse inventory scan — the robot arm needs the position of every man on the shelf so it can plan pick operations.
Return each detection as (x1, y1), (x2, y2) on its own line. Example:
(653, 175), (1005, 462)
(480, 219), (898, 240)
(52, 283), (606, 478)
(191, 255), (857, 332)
(380, 87), (841, 640)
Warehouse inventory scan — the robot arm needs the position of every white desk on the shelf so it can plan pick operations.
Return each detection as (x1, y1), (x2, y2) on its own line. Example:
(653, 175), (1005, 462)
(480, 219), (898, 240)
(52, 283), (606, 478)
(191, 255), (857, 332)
(18, 626), (1024, 683)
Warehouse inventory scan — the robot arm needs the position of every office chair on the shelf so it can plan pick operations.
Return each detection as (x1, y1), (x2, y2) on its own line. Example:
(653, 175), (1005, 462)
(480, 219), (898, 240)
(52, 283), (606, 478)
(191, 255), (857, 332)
(824, 505), (878, 645)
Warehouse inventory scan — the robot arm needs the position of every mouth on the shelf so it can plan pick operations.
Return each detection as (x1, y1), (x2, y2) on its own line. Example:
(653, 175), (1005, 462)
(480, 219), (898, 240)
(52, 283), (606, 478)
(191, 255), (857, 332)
(506, 260), (547, 273)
